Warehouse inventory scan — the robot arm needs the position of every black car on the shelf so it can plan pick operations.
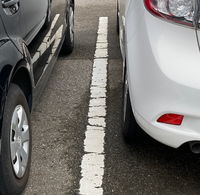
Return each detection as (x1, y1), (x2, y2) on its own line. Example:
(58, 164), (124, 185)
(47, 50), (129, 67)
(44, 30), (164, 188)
(0, 0), (74, 194)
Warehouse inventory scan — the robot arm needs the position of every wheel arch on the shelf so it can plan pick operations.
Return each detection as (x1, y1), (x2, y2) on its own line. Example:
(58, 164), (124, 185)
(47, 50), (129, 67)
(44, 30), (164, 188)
(10, 60), (33, 113)
(0, 60), (33, 139)
(10, 40), (33, 113)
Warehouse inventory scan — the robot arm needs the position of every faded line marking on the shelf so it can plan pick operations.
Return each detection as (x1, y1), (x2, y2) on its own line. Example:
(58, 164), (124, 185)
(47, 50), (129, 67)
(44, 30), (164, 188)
(79, 17), (108, 195)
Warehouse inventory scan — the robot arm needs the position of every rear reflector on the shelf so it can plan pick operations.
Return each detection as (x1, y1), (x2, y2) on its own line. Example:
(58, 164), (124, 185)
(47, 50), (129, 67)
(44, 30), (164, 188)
(157, 114), (184, 125)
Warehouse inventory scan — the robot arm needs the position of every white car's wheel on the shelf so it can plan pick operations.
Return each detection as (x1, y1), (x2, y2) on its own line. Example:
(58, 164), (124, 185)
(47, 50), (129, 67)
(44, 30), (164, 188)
(0, 84), (32, 195)
(122, 68), (140, 141)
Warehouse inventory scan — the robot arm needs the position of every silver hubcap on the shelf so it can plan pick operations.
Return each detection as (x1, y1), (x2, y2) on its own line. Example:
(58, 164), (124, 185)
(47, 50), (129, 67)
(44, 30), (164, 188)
(69, 6), (74, 44)
(10, 105), (29, 178)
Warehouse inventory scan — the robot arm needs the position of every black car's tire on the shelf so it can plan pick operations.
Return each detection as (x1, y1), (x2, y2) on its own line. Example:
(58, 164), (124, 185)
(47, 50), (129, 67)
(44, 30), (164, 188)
(122, 69), (140, 141)
(62, 0), (74, 54)
(117, 1), (119, 34)
(0, 84), (32, 195)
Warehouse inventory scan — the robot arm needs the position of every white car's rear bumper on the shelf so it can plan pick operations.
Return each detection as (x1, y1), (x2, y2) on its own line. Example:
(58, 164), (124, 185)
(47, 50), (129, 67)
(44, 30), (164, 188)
(126, 6), (200, 148)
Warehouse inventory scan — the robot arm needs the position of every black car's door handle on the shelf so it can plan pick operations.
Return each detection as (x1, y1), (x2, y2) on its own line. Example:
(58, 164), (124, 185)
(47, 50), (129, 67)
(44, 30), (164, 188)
(2, 0), (19, 8)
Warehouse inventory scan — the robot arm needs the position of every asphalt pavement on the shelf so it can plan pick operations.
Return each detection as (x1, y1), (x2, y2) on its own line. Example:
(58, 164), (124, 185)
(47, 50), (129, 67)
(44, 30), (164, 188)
(23, 0), (200, 195)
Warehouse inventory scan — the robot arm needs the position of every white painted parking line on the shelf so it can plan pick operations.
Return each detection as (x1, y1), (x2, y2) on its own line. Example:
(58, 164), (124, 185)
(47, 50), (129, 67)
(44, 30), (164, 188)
(79, 17), (108, 195)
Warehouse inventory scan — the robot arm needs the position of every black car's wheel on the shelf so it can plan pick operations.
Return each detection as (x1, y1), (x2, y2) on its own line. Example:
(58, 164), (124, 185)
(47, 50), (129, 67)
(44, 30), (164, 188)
(117, 1), (119, 34)
(0, 84), (32, 195)
(122, 68), (140, 141)
(62, 0), (74, 54)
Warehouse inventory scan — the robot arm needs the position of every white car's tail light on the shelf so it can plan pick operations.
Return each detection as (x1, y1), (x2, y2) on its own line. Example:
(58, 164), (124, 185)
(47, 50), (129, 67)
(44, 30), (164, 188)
(144, 0), (195, 27)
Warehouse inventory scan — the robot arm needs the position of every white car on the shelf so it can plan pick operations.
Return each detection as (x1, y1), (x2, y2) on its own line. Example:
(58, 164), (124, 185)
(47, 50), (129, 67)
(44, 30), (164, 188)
(118, 0), (200, 153)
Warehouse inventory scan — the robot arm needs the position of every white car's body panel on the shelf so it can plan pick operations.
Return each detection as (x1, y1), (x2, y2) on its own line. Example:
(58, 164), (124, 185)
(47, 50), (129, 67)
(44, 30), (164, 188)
(118, 0), (200, 148)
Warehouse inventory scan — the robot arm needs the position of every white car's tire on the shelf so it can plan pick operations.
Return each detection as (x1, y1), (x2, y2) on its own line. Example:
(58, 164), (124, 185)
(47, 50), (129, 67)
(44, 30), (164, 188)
(122, 69), (140, 141)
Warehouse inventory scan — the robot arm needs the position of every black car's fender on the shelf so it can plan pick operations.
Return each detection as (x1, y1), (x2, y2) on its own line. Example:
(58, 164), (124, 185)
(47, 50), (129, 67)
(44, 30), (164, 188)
(0, 40), (33, 135)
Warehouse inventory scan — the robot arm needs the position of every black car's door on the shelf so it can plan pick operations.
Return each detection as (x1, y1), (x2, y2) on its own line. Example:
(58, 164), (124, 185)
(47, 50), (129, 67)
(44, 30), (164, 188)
(21, 0), (47, 35)
(0, 0), (48, 45)
(0, 0), (68, 100)
(27, 0), (68, 97)
(0, 0), (27, 40)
